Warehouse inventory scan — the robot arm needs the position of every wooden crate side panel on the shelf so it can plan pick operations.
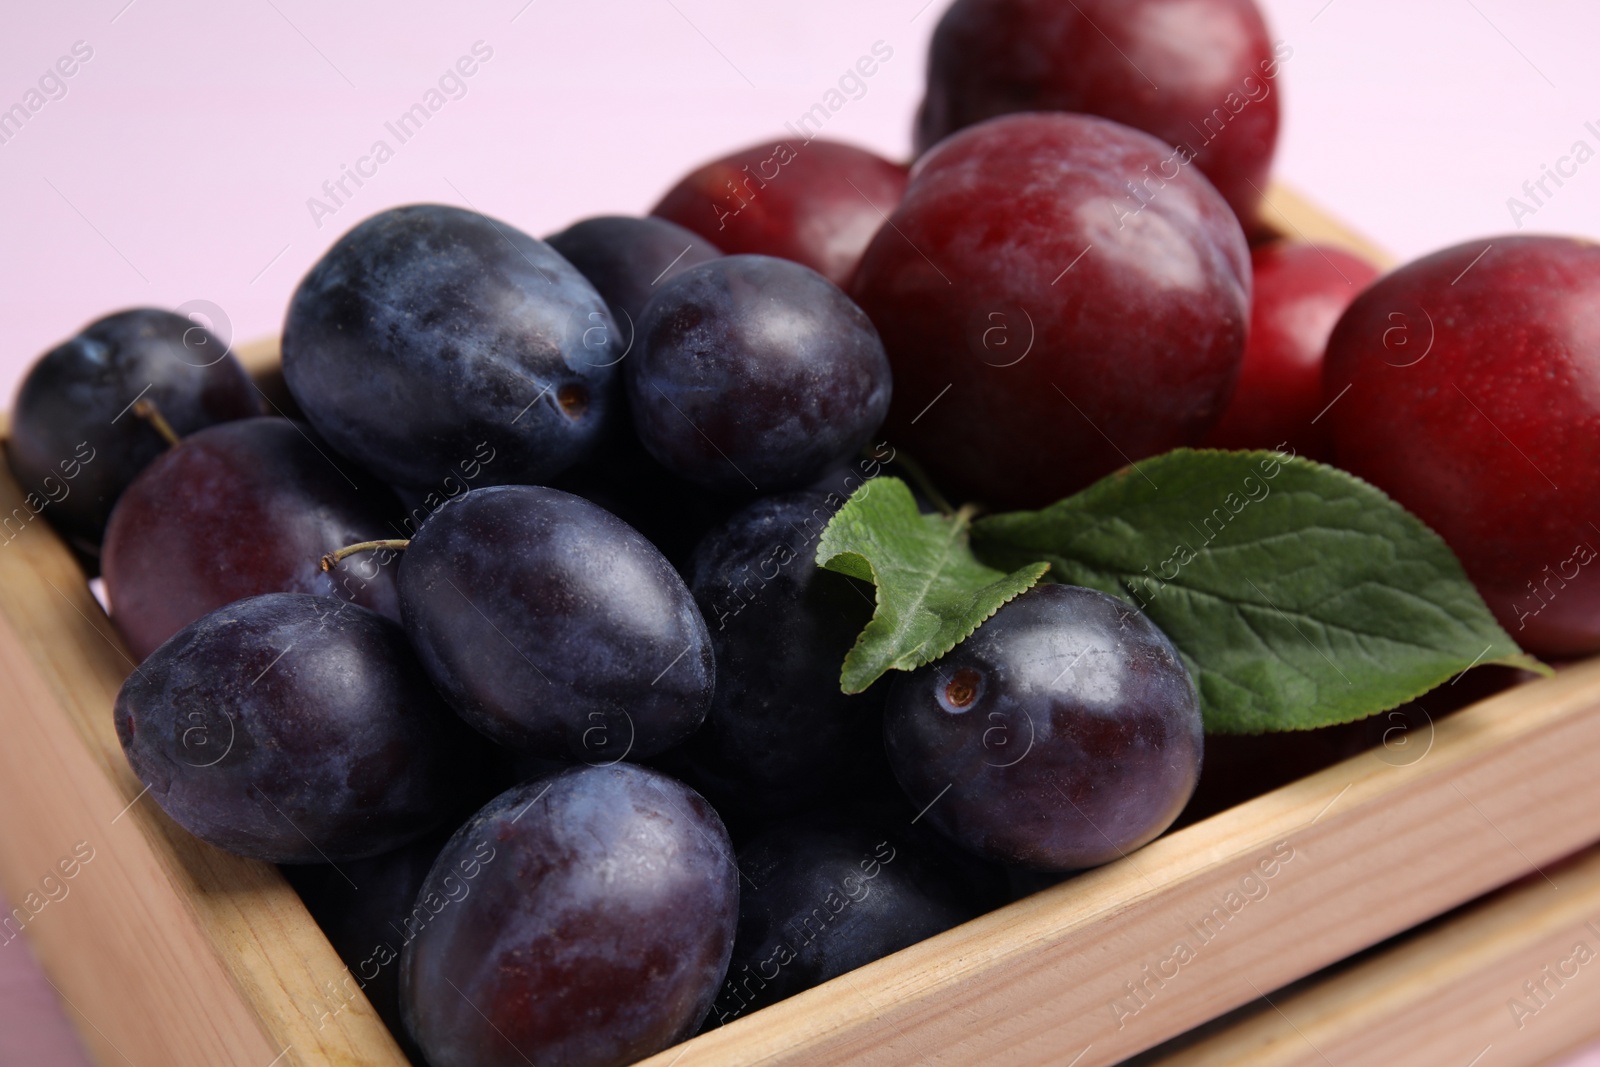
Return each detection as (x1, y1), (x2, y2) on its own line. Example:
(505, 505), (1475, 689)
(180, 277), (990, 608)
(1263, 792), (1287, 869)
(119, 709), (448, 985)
(0, 461), (408, 1067)
(1255, 182), (1396, 268)
(1139, 846), (1600, 1066)
(637, 663), (1600, 1067)
(0, 605), (277, 1067)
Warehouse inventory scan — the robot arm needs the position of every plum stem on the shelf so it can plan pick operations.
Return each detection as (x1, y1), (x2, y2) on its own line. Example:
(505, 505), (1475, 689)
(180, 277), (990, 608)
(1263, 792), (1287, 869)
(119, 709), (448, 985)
(321, 539), (411, 572)
(132, 399), (180, 447)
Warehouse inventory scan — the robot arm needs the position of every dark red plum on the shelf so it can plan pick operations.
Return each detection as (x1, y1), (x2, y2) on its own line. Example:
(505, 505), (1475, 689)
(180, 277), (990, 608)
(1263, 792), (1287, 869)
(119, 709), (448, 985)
(1203, 241), (1380, 459)
(852, 113), (1249, 508)
(1179, 665), (1530, 825)
(399, 765), (739, 1067)
(628, 255), (891, 494)
(916, 0), (1284, 225)
(652, 138), (908, 287)
(101, 417), (403, 661)
(681, 490), (890, 824)
(709, 808), (999, 1026)
(6, 307), (259, 556)
(282, 204), (620, 494)
(113, 594), (482, 863)
(545, 215), (721, 340)
(884, 584), (1203, 871)
(396, 485), (713, 761)
(1323, 236), (1600, 658)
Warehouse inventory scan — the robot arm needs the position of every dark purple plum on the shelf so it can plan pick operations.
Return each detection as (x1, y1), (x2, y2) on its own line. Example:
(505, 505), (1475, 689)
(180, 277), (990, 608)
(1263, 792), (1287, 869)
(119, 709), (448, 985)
(626, 255), (891, 494)
(540, 221), (735, 565)
(1176, 722), (1369, 830)
(400, 765), (739, 1067)
(285, 829), (453, 1064)
(681, 490), (890, 823)
(5, 307), (259, 557)
(114, 593), (483, 863)
(545, 215), (721, 342)
(396, 485), (713, 761)
(282, 204), (620, 494)
(709, 808), (999, 1026)
(101, 417), (403, 661)
(538, 219), (731, 564)
(884, 584), (1203, 871)
(550, 427), (741, 571)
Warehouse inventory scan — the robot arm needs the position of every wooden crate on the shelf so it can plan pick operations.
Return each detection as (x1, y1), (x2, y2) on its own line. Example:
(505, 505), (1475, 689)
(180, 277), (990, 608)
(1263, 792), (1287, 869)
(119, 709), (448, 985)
(1, 187), (1596, 1067)
(1132, 845), (1600, 1067)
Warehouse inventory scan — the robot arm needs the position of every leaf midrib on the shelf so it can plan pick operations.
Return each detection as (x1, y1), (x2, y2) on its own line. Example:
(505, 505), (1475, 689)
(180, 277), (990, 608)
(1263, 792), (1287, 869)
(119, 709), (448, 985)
(876, 511), (974, 662)
(1059, 554), (1500, 662)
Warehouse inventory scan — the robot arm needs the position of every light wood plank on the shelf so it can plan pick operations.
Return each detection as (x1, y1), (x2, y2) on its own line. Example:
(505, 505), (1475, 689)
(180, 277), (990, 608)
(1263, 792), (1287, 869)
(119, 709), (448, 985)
(1135, 846), (1600, 1067)
(1257, 181), (1397, 268)
(0, 461), (409, 1066)
(235, 335), (282, 379)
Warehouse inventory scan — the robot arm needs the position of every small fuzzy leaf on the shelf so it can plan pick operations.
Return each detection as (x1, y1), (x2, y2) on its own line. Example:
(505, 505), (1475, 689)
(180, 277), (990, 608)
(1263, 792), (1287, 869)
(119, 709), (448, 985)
(815, 478), (1049, 693)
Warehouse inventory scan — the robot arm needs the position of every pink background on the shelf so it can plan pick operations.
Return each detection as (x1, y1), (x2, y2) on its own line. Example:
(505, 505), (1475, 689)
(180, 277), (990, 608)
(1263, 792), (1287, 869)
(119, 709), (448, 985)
(4, 0), (1600, 1063)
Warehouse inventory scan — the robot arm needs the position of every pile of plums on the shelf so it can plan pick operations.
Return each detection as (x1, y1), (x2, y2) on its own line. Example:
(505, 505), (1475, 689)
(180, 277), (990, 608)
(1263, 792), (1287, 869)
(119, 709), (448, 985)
(8, 0), (1595, 1064)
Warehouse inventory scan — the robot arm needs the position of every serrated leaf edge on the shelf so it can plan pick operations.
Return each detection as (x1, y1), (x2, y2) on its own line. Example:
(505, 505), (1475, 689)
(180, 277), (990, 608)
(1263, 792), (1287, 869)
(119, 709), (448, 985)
(816, 482), (1049, 694)
(974, 448), (1551, 733)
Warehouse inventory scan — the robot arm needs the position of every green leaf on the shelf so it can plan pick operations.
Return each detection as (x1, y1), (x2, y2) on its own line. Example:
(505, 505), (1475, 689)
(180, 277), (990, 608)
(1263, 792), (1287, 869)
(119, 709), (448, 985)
(815, 478), (1049, 694)
(971, 449), (1546, 734)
